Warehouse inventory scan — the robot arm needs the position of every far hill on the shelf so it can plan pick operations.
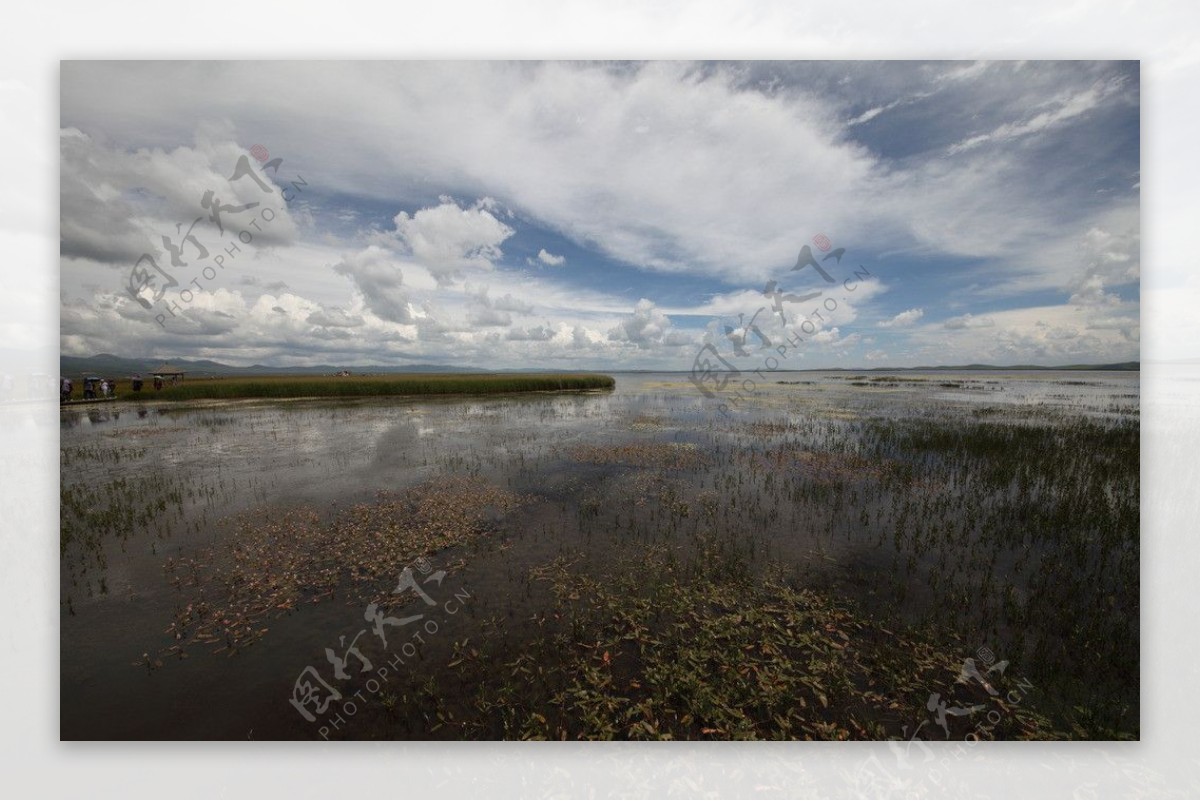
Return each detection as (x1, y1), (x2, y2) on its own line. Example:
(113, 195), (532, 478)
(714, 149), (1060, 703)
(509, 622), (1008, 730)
(59, 354), (485, 378)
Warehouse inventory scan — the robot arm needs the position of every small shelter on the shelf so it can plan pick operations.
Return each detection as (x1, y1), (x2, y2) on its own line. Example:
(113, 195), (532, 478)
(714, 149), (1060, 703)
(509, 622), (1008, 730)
(150, 363), (186, 386)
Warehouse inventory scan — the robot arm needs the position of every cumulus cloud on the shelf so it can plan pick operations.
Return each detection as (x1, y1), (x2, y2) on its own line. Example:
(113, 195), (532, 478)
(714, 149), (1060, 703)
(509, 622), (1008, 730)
(1069, 274), (1123, 307)
(60, 130), (155, 265)
(537, 249), (566, 266)
(468, 306), (512, 328)
(572, 326), (597, 349)
(902, 303), (1137, 366)
(240, 275), (289, 293)
(810, 327), (861, 349)
(1068, 218), (1140, 307)
(306, 307), (365, 328)
(506, 324), (557, 341)
(463, 287), (534, 328)
(944, 313), (996, 330)
(492, 293), (534, 314)
(608, 299), (685, 349)
(332, 246), (413, 324)
(878, 308), (924, 328)
(59, 126), (302, 267)
(390, 198), (514, 285)
(1085, 314), (1140, 342)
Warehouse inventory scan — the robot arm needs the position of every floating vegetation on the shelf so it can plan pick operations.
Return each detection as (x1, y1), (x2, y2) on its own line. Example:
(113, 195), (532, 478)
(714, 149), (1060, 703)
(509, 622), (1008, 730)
(567, 441), (712, 471)
(151, 476), (525, 662)
(628, 414), (670, 431)
(429, 548), (1066, 740)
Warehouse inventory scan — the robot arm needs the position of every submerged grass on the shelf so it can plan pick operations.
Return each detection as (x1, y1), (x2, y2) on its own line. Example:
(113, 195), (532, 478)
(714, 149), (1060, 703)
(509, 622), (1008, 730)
(138, 373), (614, 401)
(148, 476), (524, 665)
(428, 548), (1067, 741)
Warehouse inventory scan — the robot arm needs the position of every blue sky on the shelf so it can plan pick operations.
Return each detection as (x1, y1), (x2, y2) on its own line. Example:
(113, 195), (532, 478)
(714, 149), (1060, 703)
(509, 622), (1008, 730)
(59, 60), (1139, 369)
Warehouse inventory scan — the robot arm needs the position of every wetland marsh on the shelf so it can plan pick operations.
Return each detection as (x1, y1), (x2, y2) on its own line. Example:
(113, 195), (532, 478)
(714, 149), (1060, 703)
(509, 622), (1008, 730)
(59, 370), (1138, 740)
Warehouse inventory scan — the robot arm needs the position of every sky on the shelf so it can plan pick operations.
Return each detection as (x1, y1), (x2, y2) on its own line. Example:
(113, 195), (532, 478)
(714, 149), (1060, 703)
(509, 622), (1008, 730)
(59, 60), (1140, 370)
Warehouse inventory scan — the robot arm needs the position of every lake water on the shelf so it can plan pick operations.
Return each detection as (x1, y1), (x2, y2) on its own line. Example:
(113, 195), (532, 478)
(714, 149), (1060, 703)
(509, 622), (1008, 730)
(60, 370), (1140, 739)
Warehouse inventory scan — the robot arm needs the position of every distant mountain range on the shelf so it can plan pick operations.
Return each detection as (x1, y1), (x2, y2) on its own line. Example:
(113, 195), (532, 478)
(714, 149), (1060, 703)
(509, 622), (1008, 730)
(60, 353), (1140, 377)
(59, 354), (487, 377)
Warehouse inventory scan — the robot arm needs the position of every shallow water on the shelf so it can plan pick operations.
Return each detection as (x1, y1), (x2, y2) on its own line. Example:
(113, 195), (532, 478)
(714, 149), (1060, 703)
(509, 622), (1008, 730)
(59, 370), (1139, 739)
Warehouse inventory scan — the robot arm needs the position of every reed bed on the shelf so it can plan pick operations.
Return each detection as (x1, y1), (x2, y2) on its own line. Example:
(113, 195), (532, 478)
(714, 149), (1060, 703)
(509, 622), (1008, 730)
(140, 373), (615, 401)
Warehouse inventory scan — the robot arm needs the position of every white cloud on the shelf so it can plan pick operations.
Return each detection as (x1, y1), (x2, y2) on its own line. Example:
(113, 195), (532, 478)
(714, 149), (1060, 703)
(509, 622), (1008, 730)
(537, 248), (565, 266)
(58, 62), (1140, 369)
(62, 62), (1138, 293)
(901, 303), (1138, 366)
(59, 126), (302, 267)
(847, 105), (890, 126)
(390, 198), (514, 286)
(506, 324), (557, 341)
(878, 308), (924, 328)
(609, 298), (683, 349)
(492, 293), (534, 314)
(306, 307), (364, 328)
(332, 246), (413, 324)
(944, 313), (996, 330)
(572, 325), (597, 349)
(1068, 218), (1140, 307)
(810, 327), (861, 350)
(947, 75), (1128, 154)
(467, 306), (512, 328)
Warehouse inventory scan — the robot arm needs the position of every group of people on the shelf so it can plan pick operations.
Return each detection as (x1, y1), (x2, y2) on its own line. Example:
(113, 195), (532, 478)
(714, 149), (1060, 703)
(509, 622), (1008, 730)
(59, 373), (168, 403)
(60, 376), (117, 403)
